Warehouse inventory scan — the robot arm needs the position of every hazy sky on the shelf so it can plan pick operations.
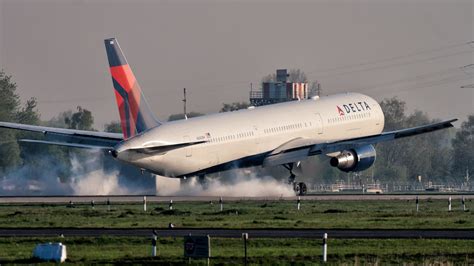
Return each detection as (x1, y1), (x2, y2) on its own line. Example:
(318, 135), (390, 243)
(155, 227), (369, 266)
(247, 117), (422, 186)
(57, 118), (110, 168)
(1, 0), (473, 129)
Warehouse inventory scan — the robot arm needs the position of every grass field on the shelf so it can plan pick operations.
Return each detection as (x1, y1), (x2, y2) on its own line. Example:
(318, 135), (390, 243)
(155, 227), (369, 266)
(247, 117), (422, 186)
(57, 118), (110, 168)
(1, 199), (473, 264)
(0, 237), (473, 264)
(0, 199), (472, 229)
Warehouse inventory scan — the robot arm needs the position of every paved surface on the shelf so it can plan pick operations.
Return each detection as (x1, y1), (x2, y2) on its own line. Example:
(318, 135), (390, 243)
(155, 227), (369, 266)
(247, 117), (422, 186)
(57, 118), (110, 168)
(0, 194), (472, 204)
(0, 228), (473, 239)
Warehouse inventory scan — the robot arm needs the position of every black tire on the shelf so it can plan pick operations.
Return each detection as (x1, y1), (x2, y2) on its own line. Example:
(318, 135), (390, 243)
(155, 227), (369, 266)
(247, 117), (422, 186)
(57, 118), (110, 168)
(298, 182), (307, 196)
(294, 183), (301, 195)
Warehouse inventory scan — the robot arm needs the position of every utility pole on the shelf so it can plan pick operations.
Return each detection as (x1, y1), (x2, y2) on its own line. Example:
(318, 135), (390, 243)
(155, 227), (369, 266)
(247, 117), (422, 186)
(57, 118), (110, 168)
(183, 88), (187, 119)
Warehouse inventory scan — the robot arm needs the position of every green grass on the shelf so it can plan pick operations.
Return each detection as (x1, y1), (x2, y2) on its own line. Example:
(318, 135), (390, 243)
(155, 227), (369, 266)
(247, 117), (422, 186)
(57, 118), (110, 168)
(0, 199), (472, 229)
(0, 237), (473, 264)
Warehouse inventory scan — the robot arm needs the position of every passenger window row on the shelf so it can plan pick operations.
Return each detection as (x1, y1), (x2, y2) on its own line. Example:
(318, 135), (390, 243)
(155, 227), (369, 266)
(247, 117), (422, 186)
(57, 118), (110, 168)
(263, 122), (305, 134)
(328, 112), (371, 124)
(208, 131), (254, 143)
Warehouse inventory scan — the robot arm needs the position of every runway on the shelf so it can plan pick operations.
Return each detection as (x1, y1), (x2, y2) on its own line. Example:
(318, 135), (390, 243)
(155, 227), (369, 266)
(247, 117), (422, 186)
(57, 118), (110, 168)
(0, 194), (472, 204)
(0, 228), (473, 239)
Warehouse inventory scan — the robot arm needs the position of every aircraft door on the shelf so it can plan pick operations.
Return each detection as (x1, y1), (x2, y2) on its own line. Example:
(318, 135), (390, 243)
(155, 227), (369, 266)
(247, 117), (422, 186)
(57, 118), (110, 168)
(183, 135), (192, 157)
(253, 125), (260, 146)
(315, 113), (323, 135)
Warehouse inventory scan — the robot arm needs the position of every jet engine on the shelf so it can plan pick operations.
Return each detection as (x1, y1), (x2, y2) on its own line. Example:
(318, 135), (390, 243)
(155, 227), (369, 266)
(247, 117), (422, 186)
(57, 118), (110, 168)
(329, 145), (376, 172)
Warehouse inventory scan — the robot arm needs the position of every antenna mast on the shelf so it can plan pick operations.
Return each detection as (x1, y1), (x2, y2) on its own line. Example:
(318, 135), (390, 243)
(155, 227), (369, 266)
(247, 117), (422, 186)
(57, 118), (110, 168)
(183, 88), (187, 119)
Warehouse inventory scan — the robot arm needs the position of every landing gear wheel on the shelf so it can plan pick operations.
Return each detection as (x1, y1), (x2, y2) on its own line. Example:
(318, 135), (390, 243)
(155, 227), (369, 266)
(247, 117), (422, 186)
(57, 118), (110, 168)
(294, 182), (307, 196)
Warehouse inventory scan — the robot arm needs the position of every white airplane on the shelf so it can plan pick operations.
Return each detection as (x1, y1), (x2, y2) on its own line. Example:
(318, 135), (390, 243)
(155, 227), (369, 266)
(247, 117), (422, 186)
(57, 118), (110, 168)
(0, 38), (457, 194)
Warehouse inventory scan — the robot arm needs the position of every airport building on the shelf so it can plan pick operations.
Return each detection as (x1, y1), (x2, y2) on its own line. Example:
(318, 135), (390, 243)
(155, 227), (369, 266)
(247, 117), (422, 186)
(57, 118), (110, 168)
(249, 69), (318, 106)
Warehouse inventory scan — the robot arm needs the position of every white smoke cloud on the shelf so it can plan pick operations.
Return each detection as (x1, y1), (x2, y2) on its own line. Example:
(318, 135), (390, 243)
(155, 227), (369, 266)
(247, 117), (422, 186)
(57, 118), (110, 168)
(1, 149), (295, 196)
(0, 150), (134, 196)
(70, 169), (129, 195)
(68, 151), (130, 195)
(155, 170), (295, 197)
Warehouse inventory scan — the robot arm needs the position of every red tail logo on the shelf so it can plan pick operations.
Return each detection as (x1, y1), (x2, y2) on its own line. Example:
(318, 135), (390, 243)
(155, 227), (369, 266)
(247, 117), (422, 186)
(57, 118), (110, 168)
(337, 106), (345, 116)
(105, 38), (160, 139)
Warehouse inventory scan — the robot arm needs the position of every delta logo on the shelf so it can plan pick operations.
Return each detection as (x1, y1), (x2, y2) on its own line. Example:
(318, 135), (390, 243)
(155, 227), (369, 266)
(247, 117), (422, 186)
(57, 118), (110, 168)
(337, 106), (345, 116)
(337, 101), (371, 116)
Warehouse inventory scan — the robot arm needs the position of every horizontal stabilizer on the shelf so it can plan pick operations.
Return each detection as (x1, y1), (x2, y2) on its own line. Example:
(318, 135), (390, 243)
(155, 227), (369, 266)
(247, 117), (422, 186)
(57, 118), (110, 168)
(19, 139), (114, 150)
(0, 122), (122, 140)
(0, 121), (123, 148)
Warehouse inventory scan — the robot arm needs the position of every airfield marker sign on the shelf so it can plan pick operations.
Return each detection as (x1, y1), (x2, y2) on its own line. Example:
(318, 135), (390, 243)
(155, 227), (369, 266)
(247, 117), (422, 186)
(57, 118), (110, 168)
(151, 230), (157, 257)
(322, 233), (328, 262)
(184, 235), (211, 262)
(448, 196), (452, 212)
(242, 233), (249, 266)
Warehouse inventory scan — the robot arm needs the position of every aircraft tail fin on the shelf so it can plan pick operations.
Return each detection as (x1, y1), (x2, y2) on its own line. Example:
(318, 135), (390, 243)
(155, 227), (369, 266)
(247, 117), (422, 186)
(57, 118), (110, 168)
(104, 38), (161, 139)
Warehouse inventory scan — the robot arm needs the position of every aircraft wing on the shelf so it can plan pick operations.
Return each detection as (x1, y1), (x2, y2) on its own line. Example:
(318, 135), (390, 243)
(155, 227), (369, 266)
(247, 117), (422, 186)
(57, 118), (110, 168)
(263, 118), (457, 166)
(0, 121), (123, 149)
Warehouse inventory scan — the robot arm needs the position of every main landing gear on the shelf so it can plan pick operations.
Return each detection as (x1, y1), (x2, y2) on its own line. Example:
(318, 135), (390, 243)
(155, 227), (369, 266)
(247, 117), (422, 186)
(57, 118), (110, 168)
(283, 163), (307, 196)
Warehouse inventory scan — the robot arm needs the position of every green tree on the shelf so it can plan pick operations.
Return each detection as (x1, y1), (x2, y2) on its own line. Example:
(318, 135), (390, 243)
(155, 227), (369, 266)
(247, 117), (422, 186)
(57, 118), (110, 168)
(15, 97), (42, 167)
(64, 106), (94, 130)
(220, 102), (249, 112)
(375, 98), (453, 184)
(380, 97), (406, 130)
(40, 107), (97, 181)
(16, 98), (40, 125)
(451, 115), (474, 181)
(0, 71), (21, 172)
(373, 98), (409, 182)
(104, 121), (122, 133)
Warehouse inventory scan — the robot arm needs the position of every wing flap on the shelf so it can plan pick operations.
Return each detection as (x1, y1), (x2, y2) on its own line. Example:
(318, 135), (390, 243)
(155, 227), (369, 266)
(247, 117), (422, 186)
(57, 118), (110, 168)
(263, 148), (311, 167)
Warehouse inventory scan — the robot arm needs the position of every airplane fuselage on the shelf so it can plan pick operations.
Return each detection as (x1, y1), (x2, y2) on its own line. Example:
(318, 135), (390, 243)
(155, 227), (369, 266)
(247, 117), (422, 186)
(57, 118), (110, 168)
(115, 92), (385, 177)
(0, 37), (456, 188)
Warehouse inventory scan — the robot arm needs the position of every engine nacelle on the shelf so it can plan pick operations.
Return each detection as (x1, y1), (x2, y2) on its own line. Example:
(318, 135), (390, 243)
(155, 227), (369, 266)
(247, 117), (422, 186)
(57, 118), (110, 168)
(329, 145), (376, 172)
